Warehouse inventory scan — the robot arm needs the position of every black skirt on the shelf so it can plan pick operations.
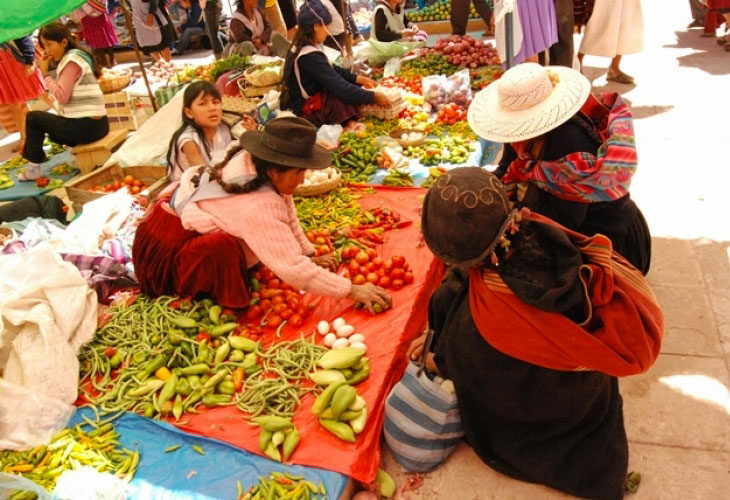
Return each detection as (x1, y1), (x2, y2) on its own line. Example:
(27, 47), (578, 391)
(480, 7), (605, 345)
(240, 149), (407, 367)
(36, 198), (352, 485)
(430, 271), (629, 500)
(278, 0), (297, 30)
(140, 8), (178, 54)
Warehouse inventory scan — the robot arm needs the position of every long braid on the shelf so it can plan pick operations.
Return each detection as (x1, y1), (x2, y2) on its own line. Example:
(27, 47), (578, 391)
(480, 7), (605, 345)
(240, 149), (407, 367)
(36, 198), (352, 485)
(194, 146), (279, 194)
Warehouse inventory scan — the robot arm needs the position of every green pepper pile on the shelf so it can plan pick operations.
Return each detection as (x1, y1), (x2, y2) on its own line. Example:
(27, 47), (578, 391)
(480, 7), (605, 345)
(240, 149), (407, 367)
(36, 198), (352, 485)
(333, 132), (378, 182)
(0, 420), (138, 500)
(238, 472), (328, 500)
(294, 187), (369, 234)
(79, 296), (259, 421)
(382, 168), (414, 187)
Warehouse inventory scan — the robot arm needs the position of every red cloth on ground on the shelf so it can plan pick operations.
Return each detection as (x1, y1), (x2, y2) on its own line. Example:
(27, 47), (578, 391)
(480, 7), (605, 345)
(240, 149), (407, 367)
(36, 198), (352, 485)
(132, 200), (250, 308)
(169, 187), (444, 483)
(469, 212), (664, 377)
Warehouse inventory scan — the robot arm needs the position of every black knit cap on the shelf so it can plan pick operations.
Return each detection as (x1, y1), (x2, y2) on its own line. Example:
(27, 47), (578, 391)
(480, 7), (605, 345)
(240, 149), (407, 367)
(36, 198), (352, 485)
(421, 167), (514, 267)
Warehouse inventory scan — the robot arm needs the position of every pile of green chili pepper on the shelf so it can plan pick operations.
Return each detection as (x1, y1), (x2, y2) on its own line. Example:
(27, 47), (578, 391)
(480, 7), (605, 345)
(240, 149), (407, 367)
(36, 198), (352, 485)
(333, 133), (379, 182)
(294, 187), (371, 234)
(382, 168), (414, 187)
(237, 472), (327, 500)
(236, 334), (326, 418)
(78, 295), (258, 420)
(0, 420), (138, 500)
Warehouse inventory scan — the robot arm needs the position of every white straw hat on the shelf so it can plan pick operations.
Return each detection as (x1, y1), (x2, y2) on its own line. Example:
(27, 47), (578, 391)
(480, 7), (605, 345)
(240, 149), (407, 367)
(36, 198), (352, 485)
(467, 63), (592, 143)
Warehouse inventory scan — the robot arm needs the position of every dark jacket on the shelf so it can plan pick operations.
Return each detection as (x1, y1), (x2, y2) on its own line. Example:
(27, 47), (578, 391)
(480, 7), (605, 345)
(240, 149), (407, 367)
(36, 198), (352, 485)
(283, 48), (374, 115)
(373, 1), (411, 42)
(181, 0), (205, 31)
(9, 36), (36, 65)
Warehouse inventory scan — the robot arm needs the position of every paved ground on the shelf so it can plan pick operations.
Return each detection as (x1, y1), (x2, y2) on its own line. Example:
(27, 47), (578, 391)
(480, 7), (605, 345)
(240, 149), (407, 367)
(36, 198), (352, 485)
(1, 1), (728, 498)
(381, 2), (730, 499)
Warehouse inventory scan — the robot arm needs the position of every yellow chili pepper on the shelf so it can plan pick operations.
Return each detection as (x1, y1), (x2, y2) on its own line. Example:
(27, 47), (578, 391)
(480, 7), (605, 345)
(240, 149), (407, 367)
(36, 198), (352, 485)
(8, 463), (34, 473)
(155, 366), (172, 381)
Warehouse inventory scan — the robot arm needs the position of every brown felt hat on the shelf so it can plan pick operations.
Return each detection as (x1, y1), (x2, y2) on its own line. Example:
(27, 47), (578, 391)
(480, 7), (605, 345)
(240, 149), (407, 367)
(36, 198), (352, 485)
(422, 167), (515, 268)
(240, 116), (332, 170)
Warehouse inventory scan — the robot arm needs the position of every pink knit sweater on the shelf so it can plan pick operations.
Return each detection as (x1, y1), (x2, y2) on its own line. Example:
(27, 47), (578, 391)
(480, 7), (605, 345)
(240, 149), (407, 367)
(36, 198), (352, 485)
(170, 151), (352, 300)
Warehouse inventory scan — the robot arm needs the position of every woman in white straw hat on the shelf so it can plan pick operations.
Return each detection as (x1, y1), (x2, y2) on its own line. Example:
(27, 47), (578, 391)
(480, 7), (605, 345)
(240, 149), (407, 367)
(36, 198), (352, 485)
(468, 62), (651, 274)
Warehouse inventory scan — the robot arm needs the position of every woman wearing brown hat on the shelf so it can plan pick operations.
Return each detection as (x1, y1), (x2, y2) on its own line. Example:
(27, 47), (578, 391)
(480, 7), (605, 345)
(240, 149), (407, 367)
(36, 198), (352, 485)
(411, 167), (664, 499)
(468, 62), (651, 274)
(132, 116), (390, 310)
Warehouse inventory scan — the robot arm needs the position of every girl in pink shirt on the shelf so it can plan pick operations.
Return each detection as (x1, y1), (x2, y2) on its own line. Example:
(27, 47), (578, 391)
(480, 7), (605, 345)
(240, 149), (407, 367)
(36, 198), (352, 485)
(133, 116), (390, 310)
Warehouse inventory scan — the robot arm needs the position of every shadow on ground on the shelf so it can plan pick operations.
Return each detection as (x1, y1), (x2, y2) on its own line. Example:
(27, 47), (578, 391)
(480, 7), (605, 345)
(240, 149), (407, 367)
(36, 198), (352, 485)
(663, 30), (730, 75)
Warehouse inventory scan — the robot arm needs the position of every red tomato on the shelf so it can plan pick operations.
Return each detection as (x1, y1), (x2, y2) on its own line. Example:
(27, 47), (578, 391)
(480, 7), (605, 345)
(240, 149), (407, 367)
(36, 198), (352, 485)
(372, 257), (384, 269)
(267, 278), (281, 288)
(273, 303), (288, 313)
(259, 299), (272, 312)
(384, 259), (394, 271)
(250, 291), (261, 299)
(378, 276), (391, 288)
(131, 185), (141, 194)
(253, 271), (262, 281)
(279, 309), (293, 320)
(196, 332), (211, 342)
(366, 248), (377, 260)
(404, 272), (414, 284)
(392, 279), (404, 290)
(133, 179), (143, 187)
(355, 251), (370, 265)
(316, 228), (331, 238)
(348, 260), (361, 274)
(287, 297), (300, 310)
(392, 255), (406, 267)
(391, 268), (406, 280)
(244, 305), (263, 320)
(272, 295), (285, 305)
(352, 274), (366, 285)
(366, 272), (379, 284)
(314, 237), (327, 246)
(222, 309), (234, 316)
(104, 347), (116, 358)
(317, 245), (330, 255)
(289, 314), (303, 328)
(267, 315), (283, 328)
(359, 266), (369, 276)
(296, 304), (308, 317)
(365, 262), (375, 272)
(342, 268), (350, 278)
(376, 268), (386, 278)
(123, 175), (135, 185)
(306, 231), (316, 242)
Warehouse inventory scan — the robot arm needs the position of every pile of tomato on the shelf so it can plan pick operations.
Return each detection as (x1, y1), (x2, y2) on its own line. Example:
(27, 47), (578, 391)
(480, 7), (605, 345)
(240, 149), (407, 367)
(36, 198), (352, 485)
(92, 174), (146, 194)
(305, 228), (335, 257)
(379, 75), (423, 94)
(243, 265), (311, 331)
(340, 245), (414, 290)
(436, 103), (467, 125)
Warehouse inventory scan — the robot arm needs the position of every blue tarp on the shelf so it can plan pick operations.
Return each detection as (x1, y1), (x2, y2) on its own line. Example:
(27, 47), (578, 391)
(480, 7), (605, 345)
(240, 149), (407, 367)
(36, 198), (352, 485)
(0, 148), (79, 202)
(70, 408), (348, 500)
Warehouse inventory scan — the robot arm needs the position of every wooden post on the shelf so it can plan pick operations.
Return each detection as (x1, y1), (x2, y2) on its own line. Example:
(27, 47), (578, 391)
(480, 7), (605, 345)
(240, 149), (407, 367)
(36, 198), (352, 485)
(119, 0), (159, 112)
(341, 0), (353, 57)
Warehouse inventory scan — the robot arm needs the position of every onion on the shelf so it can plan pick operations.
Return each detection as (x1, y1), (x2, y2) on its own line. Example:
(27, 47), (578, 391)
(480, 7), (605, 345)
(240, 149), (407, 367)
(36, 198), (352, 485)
(324, 333), (337, 347)
(317, 321), (330, 335)
(332, 338), (350, 349)
(332, 317), (346, 330)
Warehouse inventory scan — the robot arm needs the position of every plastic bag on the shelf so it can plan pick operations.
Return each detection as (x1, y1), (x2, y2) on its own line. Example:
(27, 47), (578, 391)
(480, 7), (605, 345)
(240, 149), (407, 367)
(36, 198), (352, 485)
(357, 39), (425, 65)
(0, 472), (52, 500)
(51, 468), (128, 500)
(349, 57), (373, 78)
(422, 70), (473, 110)
(317, 125), (344, 150)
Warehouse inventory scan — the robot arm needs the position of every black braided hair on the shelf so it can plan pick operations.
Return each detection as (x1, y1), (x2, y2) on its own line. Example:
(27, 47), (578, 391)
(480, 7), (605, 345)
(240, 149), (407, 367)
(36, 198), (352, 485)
(194, 145), (292, 194)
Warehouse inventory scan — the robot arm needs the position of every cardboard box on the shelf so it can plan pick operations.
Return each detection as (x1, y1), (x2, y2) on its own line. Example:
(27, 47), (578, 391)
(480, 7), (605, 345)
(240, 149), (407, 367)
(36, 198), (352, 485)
(104, 91), (137, 131)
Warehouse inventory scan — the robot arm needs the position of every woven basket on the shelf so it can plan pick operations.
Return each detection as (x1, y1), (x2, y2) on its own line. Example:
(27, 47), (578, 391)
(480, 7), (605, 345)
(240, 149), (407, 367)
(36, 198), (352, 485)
(244, 62), (284, 87)
(99, 70), (132, 94)
(390, 128), (426, 147)
(294, 169), (342, 196)
(360, 100), (406, 121)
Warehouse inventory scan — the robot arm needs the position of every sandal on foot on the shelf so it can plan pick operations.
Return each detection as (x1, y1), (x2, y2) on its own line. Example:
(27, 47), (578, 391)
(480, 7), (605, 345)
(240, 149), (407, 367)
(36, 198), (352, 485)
(606, 70), (634, 84)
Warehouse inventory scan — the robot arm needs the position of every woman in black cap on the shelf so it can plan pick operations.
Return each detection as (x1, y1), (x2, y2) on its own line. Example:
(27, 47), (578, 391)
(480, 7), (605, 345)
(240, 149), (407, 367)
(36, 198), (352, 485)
(410, 167), (664, 499)
(133, 116), (390, 311)
(281, 0), (391, 126)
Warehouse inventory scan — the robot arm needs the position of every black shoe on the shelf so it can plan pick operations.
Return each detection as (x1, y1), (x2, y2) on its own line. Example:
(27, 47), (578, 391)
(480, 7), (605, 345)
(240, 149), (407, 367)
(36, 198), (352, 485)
(688, 18), (705, 29)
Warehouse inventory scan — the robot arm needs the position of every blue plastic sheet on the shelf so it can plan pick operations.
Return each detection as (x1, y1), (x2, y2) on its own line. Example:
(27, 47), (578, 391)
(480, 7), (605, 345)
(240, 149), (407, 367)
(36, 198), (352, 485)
(0, 148), (79, 202)
(368, 137), (502, 186)
(70, 408), (348, 500)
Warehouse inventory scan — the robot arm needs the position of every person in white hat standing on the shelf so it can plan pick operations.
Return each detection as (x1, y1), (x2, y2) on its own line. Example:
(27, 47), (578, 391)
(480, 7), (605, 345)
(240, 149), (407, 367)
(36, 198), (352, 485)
(468, 62), (651, 274)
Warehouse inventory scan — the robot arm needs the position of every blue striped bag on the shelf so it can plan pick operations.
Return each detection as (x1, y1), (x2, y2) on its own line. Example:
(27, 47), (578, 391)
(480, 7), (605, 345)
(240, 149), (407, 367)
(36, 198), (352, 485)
(383, 334), (463, 472)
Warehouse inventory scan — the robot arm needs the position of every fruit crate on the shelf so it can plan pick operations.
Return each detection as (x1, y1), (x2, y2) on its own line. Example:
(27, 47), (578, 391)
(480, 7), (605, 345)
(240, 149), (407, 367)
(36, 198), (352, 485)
(64, 164), (168, 212)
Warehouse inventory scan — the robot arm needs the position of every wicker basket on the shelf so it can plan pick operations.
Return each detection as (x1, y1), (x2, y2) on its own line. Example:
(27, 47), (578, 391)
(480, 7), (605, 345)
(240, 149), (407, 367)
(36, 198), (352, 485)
(99, 70), (132, 94)
(294, 169), (342, 196)
(390, 128), (426, 147)
(244, 62), (284, 87)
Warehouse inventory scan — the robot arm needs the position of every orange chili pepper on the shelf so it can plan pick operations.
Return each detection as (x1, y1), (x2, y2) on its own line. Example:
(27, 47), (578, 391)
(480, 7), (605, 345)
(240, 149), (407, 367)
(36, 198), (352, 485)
(232, 368), (245, 392)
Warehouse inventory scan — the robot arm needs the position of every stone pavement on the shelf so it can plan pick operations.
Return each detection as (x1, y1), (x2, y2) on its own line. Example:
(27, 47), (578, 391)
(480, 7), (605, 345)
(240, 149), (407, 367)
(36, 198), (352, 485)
(381, 1), (730, 498)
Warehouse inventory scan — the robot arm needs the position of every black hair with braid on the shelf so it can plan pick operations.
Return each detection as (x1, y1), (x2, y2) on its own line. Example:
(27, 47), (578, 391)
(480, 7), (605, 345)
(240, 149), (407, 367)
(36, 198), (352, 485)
(166, 81), (228, 178)
(192, 145), (294, 194)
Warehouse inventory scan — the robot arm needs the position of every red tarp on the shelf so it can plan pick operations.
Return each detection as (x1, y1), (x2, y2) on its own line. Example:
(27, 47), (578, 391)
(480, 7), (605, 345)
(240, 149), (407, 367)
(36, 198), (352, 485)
(172, 187), (444, 482)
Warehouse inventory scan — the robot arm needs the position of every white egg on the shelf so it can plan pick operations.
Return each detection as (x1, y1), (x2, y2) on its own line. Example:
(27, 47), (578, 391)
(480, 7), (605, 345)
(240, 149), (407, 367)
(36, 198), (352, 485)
(323, 333), (337, 347)
(332, 338), (350, 349)
(349, 334), (365, 344)
(317, 321), (330, 335)
(335, 325), (355, 338)
(332, 318), (346, 330)
(349, 341), (367, 352)
(401, 133), (407, 140)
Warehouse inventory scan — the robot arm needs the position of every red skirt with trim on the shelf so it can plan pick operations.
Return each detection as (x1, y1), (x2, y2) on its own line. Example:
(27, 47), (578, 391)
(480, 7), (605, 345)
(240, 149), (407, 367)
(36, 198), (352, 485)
(132, 201), (251, 308)
(0, 48), (46, 105)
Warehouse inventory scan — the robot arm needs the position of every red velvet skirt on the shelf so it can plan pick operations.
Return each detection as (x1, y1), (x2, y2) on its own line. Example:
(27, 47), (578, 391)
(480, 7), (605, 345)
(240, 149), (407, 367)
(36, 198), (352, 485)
(132, 201), (250, 308)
